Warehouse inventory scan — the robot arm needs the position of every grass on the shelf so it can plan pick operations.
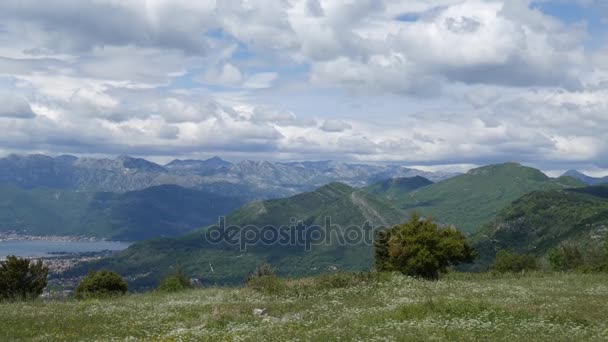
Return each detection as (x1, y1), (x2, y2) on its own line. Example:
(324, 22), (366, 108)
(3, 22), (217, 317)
(1, 272), (608, 341)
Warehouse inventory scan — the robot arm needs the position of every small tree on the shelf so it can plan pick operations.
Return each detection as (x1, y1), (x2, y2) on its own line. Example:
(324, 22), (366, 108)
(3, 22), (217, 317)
(157, 263), (192, 292)
(374, 214), (476, 280)
(491, 250), (537, 274)
(75, 270), (128, 299)
(0, 256), (49, 301)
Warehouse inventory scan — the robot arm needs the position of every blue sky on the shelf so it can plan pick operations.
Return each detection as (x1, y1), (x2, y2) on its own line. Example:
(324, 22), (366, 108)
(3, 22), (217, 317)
(0, 0), (606, 175)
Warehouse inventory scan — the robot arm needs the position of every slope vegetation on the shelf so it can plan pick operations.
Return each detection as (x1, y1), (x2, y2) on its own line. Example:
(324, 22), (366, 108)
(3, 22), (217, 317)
(373, 163), (584, 233)
(474, 185), (608, 266)
(72, 183), (406, 288)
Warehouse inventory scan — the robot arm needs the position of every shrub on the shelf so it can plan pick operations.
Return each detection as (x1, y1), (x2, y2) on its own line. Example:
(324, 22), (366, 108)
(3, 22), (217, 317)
(245, 264), (286, 295)
(491, 250), (537, 274)
(75, 270), (128, 299)
(245, 275), (287, 295)
(157, 264), (192, 293)
(0, 256), (48, 301)
(548, 245), (584, 271)
(374, 213), (476, 280)
(548, 243), (608, 272)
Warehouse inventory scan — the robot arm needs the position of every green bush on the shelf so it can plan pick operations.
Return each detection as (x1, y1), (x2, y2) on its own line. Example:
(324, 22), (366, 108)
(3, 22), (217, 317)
(157, 264), (192, 293)
(548, 243), (608, 272)
(374, 213), (476, 280)
(491, 250), (537, 274)
(245, 264), (286, 295)
(245, 275), (287, 295)
(75, 270), (128, 299)
(548, 245), (584, 271)
(0, 256), (48, 301)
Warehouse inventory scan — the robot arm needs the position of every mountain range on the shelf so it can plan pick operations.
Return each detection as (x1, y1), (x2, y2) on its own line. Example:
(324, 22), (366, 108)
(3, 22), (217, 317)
(73, 162), (591, 288)
(0, 154), (456, 201)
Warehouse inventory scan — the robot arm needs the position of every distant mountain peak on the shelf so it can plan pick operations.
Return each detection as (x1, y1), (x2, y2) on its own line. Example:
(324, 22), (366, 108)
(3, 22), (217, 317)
(561, 169), (608, 186)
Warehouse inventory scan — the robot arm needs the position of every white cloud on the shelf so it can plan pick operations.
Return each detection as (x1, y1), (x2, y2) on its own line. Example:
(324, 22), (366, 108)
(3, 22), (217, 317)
(0, 0), (605, 171)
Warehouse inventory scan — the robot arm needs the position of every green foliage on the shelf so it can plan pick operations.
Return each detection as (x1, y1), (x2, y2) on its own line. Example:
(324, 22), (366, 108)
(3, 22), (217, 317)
(245, 274), (286, 295)
(375, 213), (476, 279)
(75, 270), (128, 299)
(157, 264), (192, 293)
(491, 250), (537, 274)
(548, 243), (608, 272)
(548, 245), (584, 271)
(0, 256), (48, 301)
(474, 185), (608, 270)
(245, 264), (286, 295)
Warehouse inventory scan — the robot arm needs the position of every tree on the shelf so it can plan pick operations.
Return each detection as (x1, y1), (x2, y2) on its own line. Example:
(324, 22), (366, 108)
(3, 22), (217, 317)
(75, 270), (128, 299)
(374, 213), (476, 280)
(0, 255), (49, 301)
(492, 250), (537, 274)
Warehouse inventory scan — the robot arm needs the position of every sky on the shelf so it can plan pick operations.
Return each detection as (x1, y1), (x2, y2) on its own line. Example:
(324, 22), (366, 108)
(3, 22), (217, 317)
(0, 0), (607, 175)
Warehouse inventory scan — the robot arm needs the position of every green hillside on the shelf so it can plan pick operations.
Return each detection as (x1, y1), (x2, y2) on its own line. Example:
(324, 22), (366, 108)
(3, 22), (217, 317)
(473, 185), (608, 267)
(376, 163), (584, 233)
(71, 183), (407, 288)
(363, 176), (433, 200)
(0, 184), (244, 240)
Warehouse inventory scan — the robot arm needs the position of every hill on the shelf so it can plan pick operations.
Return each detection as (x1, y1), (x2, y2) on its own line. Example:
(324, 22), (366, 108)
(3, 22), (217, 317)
(562, 170), (608, 185)
(69, 183), (406, 288)
(473, 184), (608, 267)
(372, 163), (585, 233)
(0, 184), (244, 240)
(2, 273), (608, 340)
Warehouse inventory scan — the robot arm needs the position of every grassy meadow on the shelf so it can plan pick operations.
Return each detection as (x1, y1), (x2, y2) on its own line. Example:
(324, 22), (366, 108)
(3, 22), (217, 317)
(1, 272), (608, 341)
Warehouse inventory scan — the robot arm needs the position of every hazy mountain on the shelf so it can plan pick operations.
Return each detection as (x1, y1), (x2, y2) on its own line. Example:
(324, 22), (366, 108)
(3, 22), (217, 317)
(0, 154), (456, 200)
(562, 170), (608, 186)
(71, 183), (406, 288)
(473, 185), (608, 268)
(0, 184), (244, 240)
(369, 163), (585, 233)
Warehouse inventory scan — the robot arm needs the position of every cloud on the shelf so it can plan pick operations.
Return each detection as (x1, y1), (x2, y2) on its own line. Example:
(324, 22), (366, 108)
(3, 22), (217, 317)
(0, 93), (36, 118)
(320, 119), (352, 132)
(242, 72), (279, 89)
(0, 0), (606, 172)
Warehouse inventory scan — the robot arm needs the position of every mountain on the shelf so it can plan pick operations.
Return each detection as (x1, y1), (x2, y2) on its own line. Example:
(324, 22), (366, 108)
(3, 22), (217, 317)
(473, 185), (608, 268)
(0, 154), (456, 200)
(165, 157), (232, 176)
(562, 170), (608, 186)
(0, 184), (245, 240)
(69, 183), (406, 288)
(367, 163), (585, 233)
(363, 176), (433, 200)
